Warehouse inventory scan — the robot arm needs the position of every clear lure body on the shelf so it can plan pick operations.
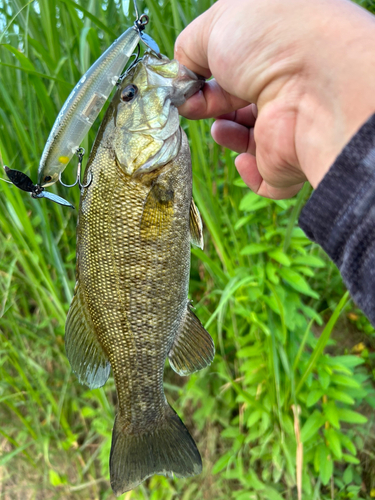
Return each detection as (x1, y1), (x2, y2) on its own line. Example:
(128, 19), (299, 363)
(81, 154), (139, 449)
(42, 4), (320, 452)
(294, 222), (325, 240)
(37, 26), (141, 187)
(5, 1), (162, 208)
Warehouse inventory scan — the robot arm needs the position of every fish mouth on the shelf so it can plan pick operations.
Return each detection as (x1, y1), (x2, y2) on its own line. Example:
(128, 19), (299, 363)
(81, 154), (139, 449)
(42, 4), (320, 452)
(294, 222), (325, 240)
(183, 74), (205, 100)
(171, 66), (205, 106)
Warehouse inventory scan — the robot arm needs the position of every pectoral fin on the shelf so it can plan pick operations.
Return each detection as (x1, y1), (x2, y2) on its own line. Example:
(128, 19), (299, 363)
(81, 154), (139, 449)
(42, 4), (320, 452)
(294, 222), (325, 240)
(65, 283), (110, 389)
(189, 199), (204, 249)
(140, 183), (174, 239)
(168, 307), (215, 376)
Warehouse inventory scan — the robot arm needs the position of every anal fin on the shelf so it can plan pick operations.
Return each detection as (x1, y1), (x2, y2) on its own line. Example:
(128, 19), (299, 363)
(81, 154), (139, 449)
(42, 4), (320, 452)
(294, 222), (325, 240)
(190, 199), (204, 249)
(168, 306), (215, 376)
(65, 283), (110, 389)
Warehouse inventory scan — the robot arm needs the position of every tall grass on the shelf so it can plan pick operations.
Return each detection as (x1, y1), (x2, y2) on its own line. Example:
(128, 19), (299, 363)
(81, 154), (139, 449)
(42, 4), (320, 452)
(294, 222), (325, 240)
(1, 0), (375, 499)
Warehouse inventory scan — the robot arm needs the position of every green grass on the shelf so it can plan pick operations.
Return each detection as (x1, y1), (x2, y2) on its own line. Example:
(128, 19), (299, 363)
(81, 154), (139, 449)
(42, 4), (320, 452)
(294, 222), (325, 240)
(1, 1), (375, 499)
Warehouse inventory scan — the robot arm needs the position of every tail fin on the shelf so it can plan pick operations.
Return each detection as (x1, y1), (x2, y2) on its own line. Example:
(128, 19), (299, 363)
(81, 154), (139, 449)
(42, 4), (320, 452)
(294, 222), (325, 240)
(110, 406), (202, 496)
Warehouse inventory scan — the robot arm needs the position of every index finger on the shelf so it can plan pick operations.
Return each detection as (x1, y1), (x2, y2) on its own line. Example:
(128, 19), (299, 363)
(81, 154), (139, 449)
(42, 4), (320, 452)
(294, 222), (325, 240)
(178, 79), (250, 119)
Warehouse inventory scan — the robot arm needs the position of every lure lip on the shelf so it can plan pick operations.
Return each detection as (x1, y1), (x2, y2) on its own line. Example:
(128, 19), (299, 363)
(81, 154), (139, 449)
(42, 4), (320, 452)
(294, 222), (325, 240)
(3, 166), (75, 209)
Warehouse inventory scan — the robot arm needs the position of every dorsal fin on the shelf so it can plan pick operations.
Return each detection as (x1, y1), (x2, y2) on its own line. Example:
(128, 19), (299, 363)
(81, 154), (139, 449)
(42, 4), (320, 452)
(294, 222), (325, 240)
(189, 199), (204, 249)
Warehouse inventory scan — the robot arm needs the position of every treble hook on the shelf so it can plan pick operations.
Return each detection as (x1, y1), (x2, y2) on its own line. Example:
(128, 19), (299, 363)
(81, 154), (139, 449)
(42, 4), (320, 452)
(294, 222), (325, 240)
(59, 147), (92, 190)
(118, 45), (141, 85)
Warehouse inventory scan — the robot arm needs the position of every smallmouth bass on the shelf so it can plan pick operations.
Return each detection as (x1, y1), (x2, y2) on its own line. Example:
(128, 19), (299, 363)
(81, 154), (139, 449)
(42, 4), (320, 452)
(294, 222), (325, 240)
(65, 51), (214, 495)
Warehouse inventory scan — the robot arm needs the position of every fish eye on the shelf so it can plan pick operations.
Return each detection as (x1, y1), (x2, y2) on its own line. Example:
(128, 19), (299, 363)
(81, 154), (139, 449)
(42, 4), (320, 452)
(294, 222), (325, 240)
(120, 84), (138, 102)
(44, 176), (52, 182)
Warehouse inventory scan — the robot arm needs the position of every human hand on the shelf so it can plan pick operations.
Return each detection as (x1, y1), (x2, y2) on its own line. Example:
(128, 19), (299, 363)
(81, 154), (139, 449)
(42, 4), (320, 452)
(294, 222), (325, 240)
(175, 0), (375, 199)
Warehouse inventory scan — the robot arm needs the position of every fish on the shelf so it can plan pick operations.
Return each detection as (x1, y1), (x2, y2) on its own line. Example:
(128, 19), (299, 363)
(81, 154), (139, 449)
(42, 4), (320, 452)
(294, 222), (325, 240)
(64, 51), (214, 495)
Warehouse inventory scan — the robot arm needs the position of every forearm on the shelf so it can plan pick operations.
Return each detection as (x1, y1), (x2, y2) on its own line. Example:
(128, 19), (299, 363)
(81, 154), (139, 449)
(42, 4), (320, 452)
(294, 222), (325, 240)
(299, 114), (375, 324)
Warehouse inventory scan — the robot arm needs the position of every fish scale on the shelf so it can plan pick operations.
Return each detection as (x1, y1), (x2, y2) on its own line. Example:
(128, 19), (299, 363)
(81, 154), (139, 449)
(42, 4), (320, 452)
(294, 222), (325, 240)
(65, 52), (214, 495)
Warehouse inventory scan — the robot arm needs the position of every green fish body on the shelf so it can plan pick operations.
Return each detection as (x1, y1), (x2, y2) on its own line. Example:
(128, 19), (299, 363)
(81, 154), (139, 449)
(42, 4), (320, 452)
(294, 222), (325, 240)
(65, 52), (214, 495)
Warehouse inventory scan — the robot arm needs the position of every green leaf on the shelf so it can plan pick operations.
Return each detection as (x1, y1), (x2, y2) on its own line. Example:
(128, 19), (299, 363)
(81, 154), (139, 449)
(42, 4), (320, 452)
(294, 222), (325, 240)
(266, 262), (280, 285)
(247, 410), (262, 427)
(237, 345), (263, 358)
(247, 469), (265, 490)
(292, 255), (326, 268)
(60, 0), (117, 36)
(2, 45), (55, 121)
(234, 214), (254, 230)
(338, 409), (368, 424)
(221, 427), (241, 439)
(212, 452), (233, 474)
(324, 401), (340, 429)
(325, 428), (342, 459)
(49, 469), (62, 487)
(241, 243), (270, 256)
(318, 367), (331, 390)
(0, 442), (32, 466)
(239, 191), (270, 212)
(325, 355), (364, 368)
(314, 444), (323, 472)
(0, 62), (72, 87)
(233, 177), (247, 187)
(268, 249), (291, 267)
(278, 268), (319, 298)
(205, 275), (257, 329)
(235, 493), (256, 500)
(343, 466), (353, 485)
(306, 389), (324, 407)
(331, 374), (361, 388)
(81, 406), (95, 417)
(293, 265), (315, 278)
(338, 434), (357, 455)
(326, 389), (355, 405)
(296, 292), (350, 394)
(342, 454), (360, 464)
(300, 411), (325, 442)
(319, 446), (333, 485)
(273, 199), (291, 210)
(263, 486), (284, 500)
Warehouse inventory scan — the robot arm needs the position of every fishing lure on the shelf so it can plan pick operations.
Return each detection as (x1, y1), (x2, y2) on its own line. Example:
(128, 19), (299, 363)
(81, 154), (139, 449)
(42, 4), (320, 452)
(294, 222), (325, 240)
(3, 166), (74, 208)
(4, 0), (160, 207)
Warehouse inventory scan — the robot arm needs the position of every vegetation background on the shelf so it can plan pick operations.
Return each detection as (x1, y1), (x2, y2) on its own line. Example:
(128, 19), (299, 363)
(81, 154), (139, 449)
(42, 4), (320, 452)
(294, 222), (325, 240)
(1, 0), (375, 498)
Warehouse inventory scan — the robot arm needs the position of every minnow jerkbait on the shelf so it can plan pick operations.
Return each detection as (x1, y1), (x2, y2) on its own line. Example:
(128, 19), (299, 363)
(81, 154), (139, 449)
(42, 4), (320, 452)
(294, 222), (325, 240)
(65, 52), (212, 495)
(4, 0), (161, 206)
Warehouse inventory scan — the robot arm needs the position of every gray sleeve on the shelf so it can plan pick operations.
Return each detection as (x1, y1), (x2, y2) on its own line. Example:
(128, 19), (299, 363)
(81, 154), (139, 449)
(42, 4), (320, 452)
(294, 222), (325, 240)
(299, 114), (375, 325)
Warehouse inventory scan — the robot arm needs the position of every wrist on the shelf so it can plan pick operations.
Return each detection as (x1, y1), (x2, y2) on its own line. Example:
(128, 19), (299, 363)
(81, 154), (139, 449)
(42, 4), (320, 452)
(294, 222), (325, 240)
(295, 44), (375, 188)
